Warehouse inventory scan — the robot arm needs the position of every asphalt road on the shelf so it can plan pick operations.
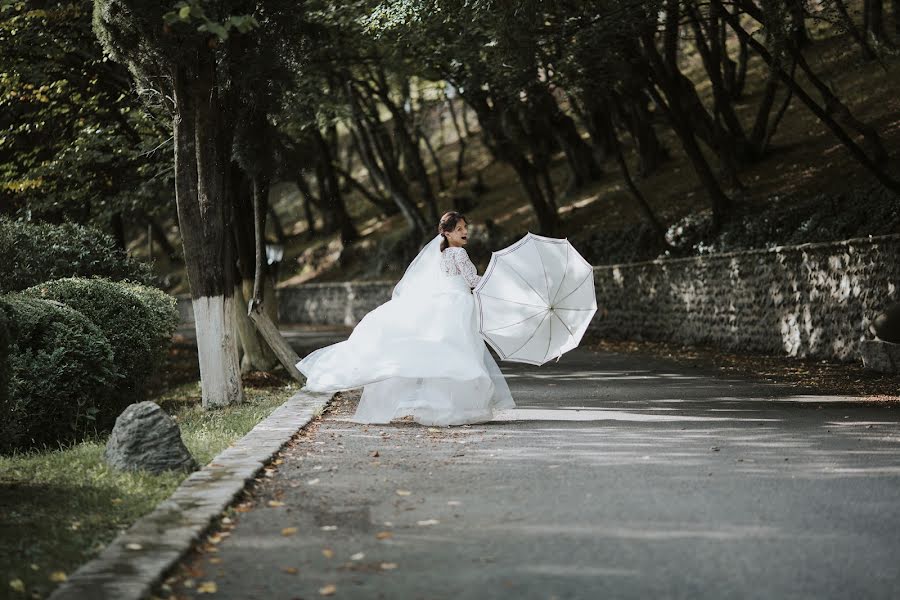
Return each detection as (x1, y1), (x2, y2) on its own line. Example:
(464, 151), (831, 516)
(162, 348), (900, 600)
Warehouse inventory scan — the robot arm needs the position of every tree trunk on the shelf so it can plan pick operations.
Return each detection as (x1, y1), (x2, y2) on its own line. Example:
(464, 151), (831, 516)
(646, 82), (732, 229)
(173, 57), (243, 409)
(248, 173), (303, 382)
(532, 86), (603, 190)
(723, 0), (900, 193)
(230, 165), (278, 373)
(602, 108), (666, 242)
(368, 73), (440, 224)
(110, 213), (126, 251)
(347, 83), (429, 237)
(417, 125), (447, 190)
(332, 162), (398, 216)
(146, 215), (180, 261)
(446, 94), (467, 182)
(294, 173), (319, 239)
(312, 128), (359, 244)
(467, 90), (559, 235)
(834, 0), (878, 59)
(865, 0), (888, 43)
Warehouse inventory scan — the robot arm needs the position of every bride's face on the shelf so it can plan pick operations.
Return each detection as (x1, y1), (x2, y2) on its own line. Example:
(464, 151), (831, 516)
(445, 220), (469, 247)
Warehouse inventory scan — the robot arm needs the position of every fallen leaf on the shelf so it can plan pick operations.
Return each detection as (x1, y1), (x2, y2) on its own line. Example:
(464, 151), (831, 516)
(447, 501), (461, 506)
(281, 566), (298, 575)
(416, 519), (439, 526)
(351, 552), (365, 561)
(267, 500), (285, 508)
(319, 583), (337, 596)
(375, 531), (393, 540)
(273, 459), (284, 465)
(49, 571), (67, 583)
(29, 565), (39, 572)
(183, 578), (195, 589)
(111, 498), (123, 505)
(395, 490), (412, 496)
(281, 527), (298, 537)
(208, 557), (222, 565)
(9, 579), (25, 593)
(370, 450), (380, 457)
(321, 525), (337, 531)
(380, 562), (398, 570)
(322, 548), (334, 559)
(208, 534), (223, 544)
(308, 478), (320, 485)
(125, 543), (142, 551)
(197, 581), (217, 593)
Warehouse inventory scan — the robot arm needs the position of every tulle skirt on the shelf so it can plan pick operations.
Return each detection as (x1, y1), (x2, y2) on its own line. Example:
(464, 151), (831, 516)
(296, 274), (515, 426)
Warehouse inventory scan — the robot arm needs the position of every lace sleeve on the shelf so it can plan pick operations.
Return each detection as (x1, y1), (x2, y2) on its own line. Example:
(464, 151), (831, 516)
(453, 248), (482, 288)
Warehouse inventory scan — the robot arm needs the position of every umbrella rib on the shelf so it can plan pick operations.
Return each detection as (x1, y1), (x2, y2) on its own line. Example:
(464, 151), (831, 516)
(553, 271), (593, 307)
(535, 241), (551, 301)
(550, 242), (571, 305)
(553, 307), (596, 311)
(507, 310), (551, 358)
(482, 309), (549, 333)
(551, 310), (575, 336)
(477, 293), (547, 309)
(502, 259), (550, 305)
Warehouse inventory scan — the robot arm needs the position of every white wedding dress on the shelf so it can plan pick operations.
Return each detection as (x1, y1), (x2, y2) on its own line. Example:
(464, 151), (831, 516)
(296, 235), (515, 426)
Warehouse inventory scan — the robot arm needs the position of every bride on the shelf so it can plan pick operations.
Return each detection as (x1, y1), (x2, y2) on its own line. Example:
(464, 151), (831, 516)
(296, 211), (515, 426)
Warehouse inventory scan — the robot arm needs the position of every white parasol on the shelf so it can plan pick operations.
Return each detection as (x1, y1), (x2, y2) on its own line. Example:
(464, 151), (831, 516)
(473, 233), (597, 365)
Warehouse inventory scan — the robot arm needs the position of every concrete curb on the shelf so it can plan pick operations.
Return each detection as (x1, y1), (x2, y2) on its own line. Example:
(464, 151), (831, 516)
(48, 390), (334, 600)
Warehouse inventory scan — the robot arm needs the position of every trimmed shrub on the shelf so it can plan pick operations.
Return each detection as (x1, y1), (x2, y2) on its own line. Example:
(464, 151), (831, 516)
(0, 295), (119, 450)
(0, 302), (16, 453)
(24, 278), (179, 415)
(0, 217), (154, 293)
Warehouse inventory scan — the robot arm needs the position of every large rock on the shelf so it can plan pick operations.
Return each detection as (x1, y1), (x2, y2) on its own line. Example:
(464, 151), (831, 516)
(104, 401), (198, 474)
(860, 340), (900, 374)
(872, 302), (900, 343)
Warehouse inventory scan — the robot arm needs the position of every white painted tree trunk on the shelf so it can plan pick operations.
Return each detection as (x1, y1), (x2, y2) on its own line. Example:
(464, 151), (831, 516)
(193, 295), (244, 408)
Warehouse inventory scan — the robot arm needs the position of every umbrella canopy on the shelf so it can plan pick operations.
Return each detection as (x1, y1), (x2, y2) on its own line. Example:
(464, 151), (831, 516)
(474, 233), (597, 365)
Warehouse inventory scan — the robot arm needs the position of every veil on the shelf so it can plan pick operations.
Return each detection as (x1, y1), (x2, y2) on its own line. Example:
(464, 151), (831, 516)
(391, 234), (443, 301)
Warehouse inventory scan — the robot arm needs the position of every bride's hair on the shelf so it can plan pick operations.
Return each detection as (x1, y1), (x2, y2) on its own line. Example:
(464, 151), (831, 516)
(438, 211), (468, 252)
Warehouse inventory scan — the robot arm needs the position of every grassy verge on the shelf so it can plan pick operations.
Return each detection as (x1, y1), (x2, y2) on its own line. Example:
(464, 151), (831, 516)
(1, 379), (297, 600)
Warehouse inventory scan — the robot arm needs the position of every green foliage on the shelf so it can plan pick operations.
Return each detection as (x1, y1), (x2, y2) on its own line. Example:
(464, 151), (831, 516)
(0, 294), (119, 450)
(23, 278), (179, 413)
(0, 1), (173, 229)
(162, 0), (259, 41)
(0, 302), (15, 453)
(0, 217), (154, 293)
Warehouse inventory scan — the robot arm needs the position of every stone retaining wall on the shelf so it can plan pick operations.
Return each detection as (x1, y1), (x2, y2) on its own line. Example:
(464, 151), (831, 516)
(591, 234), (899, 361)
(177, 234), (899, 361)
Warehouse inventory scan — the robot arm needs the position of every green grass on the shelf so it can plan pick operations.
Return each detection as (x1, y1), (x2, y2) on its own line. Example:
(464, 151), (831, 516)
(0, 381), (296, 600)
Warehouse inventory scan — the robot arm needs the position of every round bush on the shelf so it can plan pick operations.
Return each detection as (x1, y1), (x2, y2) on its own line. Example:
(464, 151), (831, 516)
(0, 303), (17, 453)
(0, 217), (154, 293)
(0, 294), (119, 450)
(24, 278), (179, 412)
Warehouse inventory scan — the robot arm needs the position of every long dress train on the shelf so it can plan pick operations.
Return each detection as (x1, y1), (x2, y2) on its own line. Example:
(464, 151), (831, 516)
(296, 237), (515, 426)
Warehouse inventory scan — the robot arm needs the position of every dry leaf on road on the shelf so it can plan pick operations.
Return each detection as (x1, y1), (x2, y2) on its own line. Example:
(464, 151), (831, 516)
(322, 548), (334, 559)
(281, 527), (298, 536)
(319, 583), (337, 596)
(197, 581), (217, 594)
(267, 500), (286, 508)
(375, 531), (393, 540)
(395, 490), (412, 496)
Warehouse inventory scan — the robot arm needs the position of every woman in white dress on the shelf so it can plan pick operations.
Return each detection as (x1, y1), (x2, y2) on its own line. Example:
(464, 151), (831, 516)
(296, 211), (515, 426)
